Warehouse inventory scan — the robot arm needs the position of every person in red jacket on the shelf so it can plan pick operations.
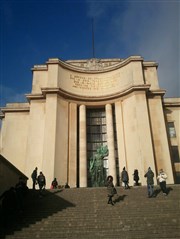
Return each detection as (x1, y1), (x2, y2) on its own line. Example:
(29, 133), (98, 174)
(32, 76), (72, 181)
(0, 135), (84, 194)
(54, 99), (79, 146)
(51, 178), (58, 189)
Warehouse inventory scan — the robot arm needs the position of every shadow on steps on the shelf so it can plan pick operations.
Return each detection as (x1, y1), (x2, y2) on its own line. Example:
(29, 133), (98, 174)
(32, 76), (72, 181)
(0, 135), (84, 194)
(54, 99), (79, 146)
(0, 189), (75, 238)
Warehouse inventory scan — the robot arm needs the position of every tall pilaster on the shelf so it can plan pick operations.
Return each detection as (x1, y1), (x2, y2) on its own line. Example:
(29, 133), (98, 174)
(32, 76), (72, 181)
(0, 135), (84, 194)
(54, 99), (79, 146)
(68, 103), (77, 188)
(42, 94), (58, 187)
(79, 105), (87, 187)
(105, 104), (117, 185)
(115, 101), (127, 177)
(148, 96), (174, 184)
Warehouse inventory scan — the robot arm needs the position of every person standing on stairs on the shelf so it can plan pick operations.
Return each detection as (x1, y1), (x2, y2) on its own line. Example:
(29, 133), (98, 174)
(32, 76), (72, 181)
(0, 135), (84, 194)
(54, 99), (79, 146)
(106, 175), (117, 205)
(31, 167), (38, 190)
(121, 167), (130, 189)
(157, 169), (168, 196)
(144, 167), (154, 198)
(133, 169), (139, 186)
(37, 171), (46, 195)
(51, 178), (58, 189)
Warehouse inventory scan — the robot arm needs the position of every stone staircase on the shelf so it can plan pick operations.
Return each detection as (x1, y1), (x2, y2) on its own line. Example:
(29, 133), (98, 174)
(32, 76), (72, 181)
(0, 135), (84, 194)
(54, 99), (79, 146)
(0, 185), (180, 239)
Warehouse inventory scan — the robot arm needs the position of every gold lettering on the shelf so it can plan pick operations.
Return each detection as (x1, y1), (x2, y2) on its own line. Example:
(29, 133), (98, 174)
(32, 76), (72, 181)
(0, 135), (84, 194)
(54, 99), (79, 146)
(71, 73), (118, 91)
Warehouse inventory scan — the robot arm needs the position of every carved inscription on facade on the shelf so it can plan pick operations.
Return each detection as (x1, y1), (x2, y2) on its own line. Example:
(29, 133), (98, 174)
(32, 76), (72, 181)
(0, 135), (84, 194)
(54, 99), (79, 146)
(71, 73), (120, 90)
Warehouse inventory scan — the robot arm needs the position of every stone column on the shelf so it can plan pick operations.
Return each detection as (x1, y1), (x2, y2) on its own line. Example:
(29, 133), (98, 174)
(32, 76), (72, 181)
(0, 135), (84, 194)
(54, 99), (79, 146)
(25, 100), (46, 188)
(148, 96), (174, 184)
(105, 104), (117, 185)
(79, 105), (87, 187)
(68, 103), (77, 188)
(42, 94), (58, 187)
(54, 98), (69, 185)
(115, 101), (127, 177)
(122, 92), (156, 186)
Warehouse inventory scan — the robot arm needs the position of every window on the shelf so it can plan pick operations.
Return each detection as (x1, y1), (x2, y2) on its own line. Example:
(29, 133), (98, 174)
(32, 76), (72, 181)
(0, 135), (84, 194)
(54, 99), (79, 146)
(168, 122), (176, 138)
(171, 146), (180, 163)
(87, 109), (107, 149)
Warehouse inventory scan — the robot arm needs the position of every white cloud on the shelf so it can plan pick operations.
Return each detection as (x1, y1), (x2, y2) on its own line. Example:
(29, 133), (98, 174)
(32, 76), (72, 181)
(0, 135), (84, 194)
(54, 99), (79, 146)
(123, 1), (179, 97)
(86, 1), (179, 97)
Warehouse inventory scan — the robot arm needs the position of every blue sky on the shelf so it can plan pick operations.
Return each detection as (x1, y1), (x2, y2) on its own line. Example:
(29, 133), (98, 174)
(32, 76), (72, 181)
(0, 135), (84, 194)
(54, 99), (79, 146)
(0, 0), (179, 108)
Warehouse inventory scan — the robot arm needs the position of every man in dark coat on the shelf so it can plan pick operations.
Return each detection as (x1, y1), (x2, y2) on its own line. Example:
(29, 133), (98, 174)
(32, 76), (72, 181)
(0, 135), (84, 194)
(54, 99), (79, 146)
(133, 169), (139, 186)
(144, 167), (154, 197)
(121, 167), (130, 189)
(106, 175), (116, 205)
(31, 167), (38, 190)
(37, 172), (46, 193)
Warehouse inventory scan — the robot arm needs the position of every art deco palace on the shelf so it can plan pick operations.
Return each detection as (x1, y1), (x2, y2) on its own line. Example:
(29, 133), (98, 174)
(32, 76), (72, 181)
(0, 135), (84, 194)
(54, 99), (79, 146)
(0, 56), (179, 188)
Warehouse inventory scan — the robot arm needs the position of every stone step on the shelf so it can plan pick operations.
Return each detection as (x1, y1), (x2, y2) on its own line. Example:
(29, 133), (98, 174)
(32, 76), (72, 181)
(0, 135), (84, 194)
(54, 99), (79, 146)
(3, 230), (180, 239)
(0, 185), (179, 239)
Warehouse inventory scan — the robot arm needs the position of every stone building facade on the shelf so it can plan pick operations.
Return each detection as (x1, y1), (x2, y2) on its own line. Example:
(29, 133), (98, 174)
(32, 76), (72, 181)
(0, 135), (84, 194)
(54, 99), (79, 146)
(0, 56), (179, 188)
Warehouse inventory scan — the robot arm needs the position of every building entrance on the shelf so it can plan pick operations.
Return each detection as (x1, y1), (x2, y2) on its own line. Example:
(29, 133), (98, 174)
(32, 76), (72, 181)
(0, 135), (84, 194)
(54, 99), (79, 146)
(86, 108), (108, 187)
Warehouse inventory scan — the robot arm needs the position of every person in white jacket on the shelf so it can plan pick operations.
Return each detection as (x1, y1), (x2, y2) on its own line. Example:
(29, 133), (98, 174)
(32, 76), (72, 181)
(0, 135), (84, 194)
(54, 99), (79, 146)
(157, 169), (168, 195)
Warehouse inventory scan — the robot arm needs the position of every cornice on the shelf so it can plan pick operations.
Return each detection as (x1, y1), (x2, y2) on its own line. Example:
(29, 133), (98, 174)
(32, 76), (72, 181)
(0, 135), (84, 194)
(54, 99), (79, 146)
(31, 65), (47, 71)
(147, 89), (166, 97)
(143, 62), (158, 68)
(163, 98), (180, 107)
(0, 106), (30, 117)
(0, 112), (4, 119)
(32, 56), (144, 74)
(25, 94), (44, 100)
(31, 57), (158, 74)
(26, 84), (151, 102)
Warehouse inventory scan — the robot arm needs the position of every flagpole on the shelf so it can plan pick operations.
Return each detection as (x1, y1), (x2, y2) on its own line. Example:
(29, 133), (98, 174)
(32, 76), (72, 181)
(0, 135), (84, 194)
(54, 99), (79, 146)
(92, 18), (95, 58)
